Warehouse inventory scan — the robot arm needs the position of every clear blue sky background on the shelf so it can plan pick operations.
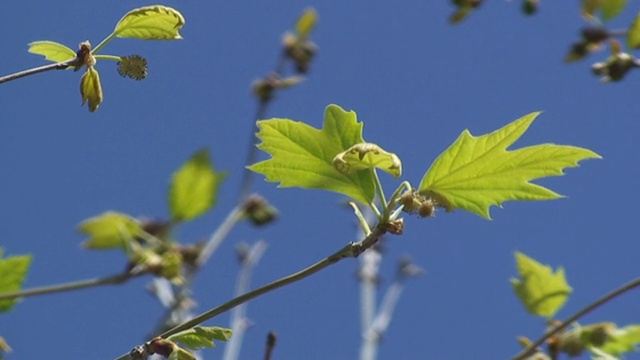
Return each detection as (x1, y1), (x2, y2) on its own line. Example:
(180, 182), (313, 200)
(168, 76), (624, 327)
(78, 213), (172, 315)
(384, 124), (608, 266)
(1, 1), (639, 359)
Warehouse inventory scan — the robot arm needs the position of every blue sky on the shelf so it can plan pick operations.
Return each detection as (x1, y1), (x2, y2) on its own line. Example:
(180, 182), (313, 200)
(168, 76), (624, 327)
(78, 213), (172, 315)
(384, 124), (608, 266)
(1, 1), (639, 359)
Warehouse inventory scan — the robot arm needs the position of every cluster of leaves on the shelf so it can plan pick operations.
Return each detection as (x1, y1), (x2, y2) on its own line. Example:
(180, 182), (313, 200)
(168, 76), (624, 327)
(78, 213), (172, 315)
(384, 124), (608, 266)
(78, 149), (225, 283)
(28, 5), (185, 112)
(0, 250), (31, 359)
(129, 326), (232, 360)
(449, 0), (640, 82)
(512, 252), (640, 359)
(250, 104), (599, 230)
(252, 8), (318, 103)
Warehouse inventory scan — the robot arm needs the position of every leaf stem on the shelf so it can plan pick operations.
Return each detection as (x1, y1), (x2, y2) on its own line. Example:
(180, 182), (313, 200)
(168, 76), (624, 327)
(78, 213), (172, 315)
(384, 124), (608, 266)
(94, 55), (123, 62)
(0, 268), (145, 301)
(511, 276), (640, 360)
(0, 58), (78, 85)
(92, 33), (117, 55)
(115, 225), (388, 360)
(371, 169), (388, 219)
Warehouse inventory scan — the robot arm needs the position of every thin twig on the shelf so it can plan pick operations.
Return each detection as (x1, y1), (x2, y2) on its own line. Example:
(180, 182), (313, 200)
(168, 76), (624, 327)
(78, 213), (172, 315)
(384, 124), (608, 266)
(0, 269), (145, 301)
(264, 331), (277, 360)
(114, 224), (388, 360)
(0, 58), (78, 85)
(511, 277), (640, 360)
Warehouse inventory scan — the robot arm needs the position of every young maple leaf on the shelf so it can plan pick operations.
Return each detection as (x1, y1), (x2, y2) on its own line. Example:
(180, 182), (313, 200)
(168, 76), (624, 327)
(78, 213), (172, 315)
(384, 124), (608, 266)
(418, 112), (601, 219)
(249, 104), (377, 204)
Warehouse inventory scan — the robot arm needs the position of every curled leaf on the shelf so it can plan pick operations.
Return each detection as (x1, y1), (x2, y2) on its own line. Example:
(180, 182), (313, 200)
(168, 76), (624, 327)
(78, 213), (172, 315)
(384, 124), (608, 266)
(114, 5), (185, 40)
(80, 67), (103, 112)
(27, 41), (76, 63)
(333, 142), (402, 178)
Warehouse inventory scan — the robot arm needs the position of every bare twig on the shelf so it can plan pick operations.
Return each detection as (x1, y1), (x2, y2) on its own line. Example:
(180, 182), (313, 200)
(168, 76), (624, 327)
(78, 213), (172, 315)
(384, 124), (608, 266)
(0, 268), (145, 301)
(264, 331), (277, 360)
(115, 224), (388, 360)
(0, 58), (79, 85)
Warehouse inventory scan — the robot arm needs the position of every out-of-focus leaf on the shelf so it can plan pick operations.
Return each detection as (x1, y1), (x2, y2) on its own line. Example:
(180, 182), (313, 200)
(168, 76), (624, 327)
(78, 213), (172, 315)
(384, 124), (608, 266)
(168, 326), (232, 350)
(601, 0), (627, 20)
(249, 104), (376, 204)
(79, 211), (141, 250)
(511, 251), (571, 318)
(114, 5), (185, 40)
(168, 347), (196, 360)
(598, 325), (640, 356)
(627, 13), (640, 49)
(0, 250), (32, 313)
(418, 113), (601, 219)
(582, 0), (602, 21)
(80, 67), (103, 112)
(333, 142), (402, 178)
(169, 149), (225, 222)
(27, 41), (76, 63)
(295, 8), (317, 38)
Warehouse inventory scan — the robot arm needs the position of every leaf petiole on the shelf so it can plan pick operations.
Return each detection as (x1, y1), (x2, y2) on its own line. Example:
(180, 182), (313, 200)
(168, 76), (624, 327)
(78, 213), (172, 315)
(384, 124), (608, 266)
(349, 202), (372, 235)
(94, 54), (122, 62)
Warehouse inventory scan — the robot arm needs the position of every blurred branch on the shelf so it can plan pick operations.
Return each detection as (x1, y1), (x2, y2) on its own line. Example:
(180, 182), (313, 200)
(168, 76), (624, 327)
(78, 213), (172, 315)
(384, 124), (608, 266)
(150, 202), (247, 335)
(264, 331), (277, 360)
(512, 276), (640, 360)
(0, 267), (146, 301)
(222, 241), (268, 360)
(116, 224), (389, 360)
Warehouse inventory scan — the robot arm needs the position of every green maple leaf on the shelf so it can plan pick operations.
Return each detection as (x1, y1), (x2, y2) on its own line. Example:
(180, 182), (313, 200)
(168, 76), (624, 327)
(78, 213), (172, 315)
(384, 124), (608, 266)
(418, 112), (601, 219)
(0, 249), (32, 313)
(249, 104), (376, 204)
(511, 251), (571, 318)
(599, 325), (640, 356)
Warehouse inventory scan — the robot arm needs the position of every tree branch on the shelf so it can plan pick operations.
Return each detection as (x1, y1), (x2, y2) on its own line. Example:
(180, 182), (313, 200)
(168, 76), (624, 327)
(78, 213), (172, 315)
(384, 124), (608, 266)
(0, 268), (145, 301)
(115, 224), (388, 360)
(0, 58), (79, 85)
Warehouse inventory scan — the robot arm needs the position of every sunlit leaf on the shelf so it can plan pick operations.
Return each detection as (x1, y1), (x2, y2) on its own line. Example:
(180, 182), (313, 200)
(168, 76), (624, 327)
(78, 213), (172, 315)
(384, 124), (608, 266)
(114, 5), (185, 40)
(333, 142), (401, 178)
(295, 8), (317, 38)
(168, 326), (232, 350)
(79, 211), (142, 250)
(169, 149), (225, 222)
(80, 67), (103, 112)
(27, 41), (76, 63)
(418, 112), (601, 219)
(0, 250), (32, 313)
(511, 251), (571, 318)
(627, 13), (640, 49)
(249, 104), (376, 204)
(601, 0), (626, 20)
(599, 325), (640, 356)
